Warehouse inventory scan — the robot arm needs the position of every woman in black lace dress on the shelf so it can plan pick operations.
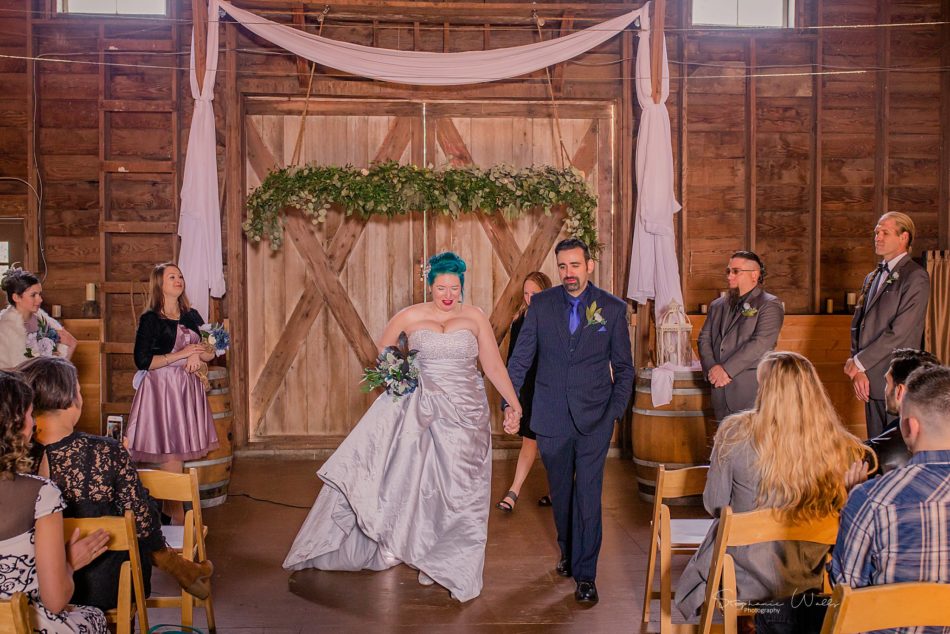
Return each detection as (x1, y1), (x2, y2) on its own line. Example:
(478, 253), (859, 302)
(0, 369), (109, 633)
(19, 356), (214, 610)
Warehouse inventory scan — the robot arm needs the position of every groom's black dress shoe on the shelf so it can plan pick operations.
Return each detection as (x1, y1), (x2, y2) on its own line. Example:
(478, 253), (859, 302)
(575, 580), (599, 604)
(556, 557), (571, 577)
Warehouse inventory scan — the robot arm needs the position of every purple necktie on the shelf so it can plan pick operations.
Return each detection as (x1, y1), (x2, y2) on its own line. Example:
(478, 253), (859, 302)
(569, 298), (582, 334)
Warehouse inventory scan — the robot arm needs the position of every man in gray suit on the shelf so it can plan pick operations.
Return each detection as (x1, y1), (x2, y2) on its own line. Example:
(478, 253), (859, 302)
(698, 251), (784, 423)
(845, 212), (930, 438)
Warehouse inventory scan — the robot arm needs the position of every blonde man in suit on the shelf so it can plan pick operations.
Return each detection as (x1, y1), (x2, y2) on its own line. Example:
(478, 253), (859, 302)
(698, 251), (784, 424)
(845, 212), (931, 438)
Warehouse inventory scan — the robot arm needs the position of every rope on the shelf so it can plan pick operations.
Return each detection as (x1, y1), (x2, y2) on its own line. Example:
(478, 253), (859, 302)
(534, 12), (574, 170)
(290, 6), (330, 167)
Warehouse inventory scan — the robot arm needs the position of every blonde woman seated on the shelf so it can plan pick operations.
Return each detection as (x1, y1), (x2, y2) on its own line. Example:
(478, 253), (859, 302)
(674, 351), (866, 620)
(0, 370), (109, 633)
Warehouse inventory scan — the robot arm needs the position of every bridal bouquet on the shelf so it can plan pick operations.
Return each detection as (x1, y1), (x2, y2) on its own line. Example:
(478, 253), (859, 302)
(361, 331), (420, 400)
(25, 316), (61, 358)
(199, 322), (231, 356)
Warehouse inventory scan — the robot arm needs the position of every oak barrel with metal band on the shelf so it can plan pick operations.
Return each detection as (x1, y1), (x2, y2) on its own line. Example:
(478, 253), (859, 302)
(631, 368), (715, 503)
(184, 366), (233, 508)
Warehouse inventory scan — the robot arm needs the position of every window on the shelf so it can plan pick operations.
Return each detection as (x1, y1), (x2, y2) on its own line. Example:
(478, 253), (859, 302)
(0, 219), (25, 278)
(692, 0), (794, 28)
(57, 0), (167, 16)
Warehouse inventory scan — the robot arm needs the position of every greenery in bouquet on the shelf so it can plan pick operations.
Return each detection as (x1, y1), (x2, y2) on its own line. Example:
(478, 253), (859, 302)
(361, 331), (420, 400)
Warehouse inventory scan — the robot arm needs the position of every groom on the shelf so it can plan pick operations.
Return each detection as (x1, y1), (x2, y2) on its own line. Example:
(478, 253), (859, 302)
(505, 238), (634, 604)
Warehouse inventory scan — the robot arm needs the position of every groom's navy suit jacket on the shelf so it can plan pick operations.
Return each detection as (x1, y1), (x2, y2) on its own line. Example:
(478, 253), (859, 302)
(507, 284), (635, 436)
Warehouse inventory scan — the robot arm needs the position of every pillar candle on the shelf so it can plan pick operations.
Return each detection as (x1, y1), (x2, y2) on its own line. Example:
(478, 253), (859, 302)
(700, 304), (708, 315)
(85, 283), (96, 302)
(51, 304), (62, 318)
(846, 292), (857, 306)
(826, 298), (834, 314)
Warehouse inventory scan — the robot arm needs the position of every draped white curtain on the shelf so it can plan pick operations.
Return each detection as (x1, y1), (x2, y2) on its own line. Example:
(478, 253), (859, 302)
(178, 6), (224, 320)
(625, 11), (683, 320)
(180, 1), (672, 321)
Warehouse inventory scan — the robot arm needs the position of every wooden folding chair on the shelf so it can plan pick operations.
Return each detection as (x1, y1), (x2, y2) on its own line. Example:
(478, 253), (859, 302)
(138, 468), (215, 632)
(62, 511), (149, 634)
(691, 506), (839, 634)
(642, 465), (713, 633)
(0, 592), (30, 634)
(820, 582), (950, 633)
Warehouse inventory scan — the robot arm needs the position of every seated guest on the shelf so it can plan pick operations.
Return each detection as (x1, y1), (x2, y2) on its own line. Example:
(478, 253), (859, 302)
(832, 365), (950, 624)
(675, 351), (866, 620)
(19, 356), (214, 612)
(866, 348), (939, 475)
(0, 267), (77, 370)
(0, 369), (109, 633)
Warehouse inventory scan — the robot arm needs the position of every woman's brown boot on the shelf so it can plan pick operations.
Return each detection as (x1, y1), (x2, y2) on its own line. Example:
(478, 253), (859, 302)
(151, 547), (214, 600)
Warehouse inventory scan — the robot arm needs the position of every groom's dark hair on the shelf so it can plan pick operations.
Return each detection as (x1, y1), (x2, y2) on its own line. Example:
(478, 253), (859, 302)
(555, 238), (591, 262)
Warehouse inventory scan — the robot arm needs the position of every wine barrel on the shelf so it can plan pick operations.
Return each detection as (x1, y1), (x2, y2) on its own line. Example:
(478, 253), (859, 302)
(631, 368), (715, 503)
(184, 366), (233, 508)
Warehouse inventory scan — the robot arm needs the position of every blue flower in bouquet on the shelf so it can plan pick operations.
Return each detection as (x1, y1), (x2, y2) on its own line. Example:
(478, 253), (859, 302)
(25, 315), (62, 358)
(199, 322), (230, 356)
(361, 331), (420, 400)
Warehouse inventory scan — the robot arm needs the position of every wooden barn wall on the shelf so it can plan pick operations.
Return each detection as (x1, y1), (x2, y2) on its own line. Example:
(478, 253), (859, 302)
(0, 0), (948, 441)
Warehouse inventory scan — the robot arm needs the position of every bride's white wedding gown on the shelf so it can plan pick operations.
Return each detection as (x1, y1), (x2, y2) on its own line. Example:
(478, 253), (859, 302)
(283, 328), (492, 602)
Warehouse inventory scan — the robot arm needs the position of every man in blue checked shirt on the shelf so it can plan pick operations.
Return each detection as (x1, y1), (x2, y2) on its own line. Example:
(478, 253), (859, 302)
(831, 364), (950, 633)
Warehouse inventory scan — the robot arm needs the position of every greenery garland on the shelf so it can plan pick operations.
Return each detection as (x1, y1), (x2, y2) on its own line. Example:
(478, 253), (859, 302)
(243, 161), (601, 255)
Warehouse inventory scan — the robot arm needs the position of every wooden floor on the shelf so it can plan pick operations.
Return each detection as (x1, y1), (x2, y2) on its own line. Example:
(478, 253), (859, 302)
(146, 455), (699, 633)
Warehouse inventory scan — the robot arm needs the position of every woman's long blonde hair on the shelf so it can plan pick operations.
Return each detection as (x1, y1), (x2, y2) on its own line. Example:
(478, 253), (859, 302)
(715, 351), (865, 521)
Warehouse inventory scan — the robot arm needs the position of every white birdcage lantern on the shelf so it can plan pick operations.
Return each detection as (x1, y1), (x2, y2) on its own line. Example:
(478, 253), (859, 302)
(656, 300), (693, 367)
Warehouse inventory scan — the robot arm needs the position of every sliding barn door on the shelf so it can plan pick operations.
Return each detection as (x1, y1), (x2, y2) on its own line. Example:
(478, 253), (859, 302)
(243, 100), (615, 447)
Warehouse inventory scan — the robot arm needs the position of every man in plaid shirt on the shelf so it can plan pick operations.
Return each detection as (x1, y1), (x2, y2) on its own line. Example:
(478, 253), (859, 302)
(831, 364), (950, 633)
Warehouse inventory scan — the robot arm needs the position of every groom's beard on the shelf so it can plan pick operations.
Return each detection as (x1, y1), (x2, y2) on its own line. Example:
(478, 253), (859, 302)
(728, 287), (741, 307)
(563, 277), (581, 292)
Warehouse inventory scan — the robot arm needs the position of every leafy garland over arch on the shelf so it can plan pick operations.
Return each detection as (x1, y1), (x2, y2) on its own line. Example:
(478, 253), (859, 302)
(243, 161), (601, 254)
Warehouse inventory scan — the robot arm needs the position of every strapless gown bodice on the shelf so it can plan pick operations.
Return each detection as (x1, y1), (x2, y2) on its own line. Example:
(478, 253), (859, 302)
(284, 328), (492, 602)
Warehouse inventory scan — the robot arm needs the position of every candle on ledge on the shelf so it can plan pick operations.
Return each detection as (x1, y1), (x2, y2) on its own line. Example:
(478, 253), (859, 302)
(826, 298), (834, 314)
(846, 292), (857, 311)
(700, 303), (708, 315)
(85, 283), (96, 302)
(51, 304), (62, 319)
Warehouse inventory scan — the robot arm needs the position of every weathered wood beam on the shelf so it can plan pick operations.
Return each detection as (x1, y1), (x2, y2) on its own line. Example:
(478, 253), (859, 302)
(873, 0), (890, 218)
(192, 0), (208, 97)
(292, 7), (313, 89)
(224, 22), (251, 448)
(745, 38), (757, 250)
(550, 13), (575, 96)
(941, 0), (950, 249)
(812, 0), (825, 313)
(650, 0), (666, 105)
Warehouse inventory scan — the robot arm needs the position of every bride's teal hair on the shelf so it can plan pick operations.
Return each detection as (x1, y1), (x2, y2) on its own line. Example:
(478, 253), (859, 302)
(426, 252), (466, 290)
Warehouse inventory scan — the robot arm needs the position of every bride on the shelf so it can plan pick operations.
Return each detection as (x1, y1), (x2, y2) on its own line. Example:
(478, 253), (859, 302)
(283, 252), (522, 602)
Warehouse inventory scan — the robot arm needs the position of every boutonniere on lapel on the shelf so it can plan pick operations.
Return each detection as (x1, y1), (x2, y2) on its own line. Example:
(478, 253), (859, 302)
(740, 302), (758, 318)
(585, 302), (607, 329)
(884, 270), (900, 286)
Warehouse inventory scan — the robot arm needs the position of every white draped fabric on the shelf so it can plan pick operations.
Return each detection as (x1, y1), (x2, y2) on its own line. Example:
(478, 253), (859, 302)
(625, 13), (683, 320)
(217, 0), (647, 85)
(178, 9), (224, 321)
(180, 1), (677, 327)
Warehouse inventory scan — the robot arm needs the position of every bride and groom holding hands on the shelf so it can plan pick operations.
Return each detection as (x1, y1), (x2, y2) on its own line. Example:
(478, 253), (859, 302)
(284, 238), (634, 605)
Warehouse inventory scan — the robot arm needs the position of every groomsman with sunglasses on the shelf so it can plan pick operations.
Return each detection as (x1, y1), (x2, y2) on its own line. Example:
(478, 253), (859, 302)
(698, 250), (784, 424)
(845, 212), (930, 439)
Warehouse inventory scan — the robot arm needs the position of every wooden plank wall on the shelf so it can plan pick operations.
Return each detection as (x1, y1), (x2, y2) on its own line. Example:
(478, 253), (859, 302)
(0, 0), (947, 445)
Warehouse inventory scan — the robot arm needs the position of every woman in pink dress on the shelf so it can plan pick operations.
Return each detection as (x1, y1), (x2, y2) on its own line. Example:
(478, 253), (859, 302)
(125, 262), (218, 522)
